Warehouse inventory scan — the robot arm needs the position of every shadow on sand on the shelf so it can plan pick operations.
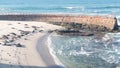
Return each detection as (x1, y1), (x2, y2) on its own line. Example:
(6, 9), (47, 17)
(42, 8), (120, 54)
(0, 63), (64, 68)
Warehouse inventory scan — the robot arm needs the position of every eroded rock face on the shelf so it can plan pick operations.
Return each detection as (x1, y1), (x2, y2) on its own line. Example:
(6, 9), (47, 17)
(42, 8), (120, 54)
(0, 14), (118, 31)
(61, 22), (111, 31)
(46, 15), (118, 31)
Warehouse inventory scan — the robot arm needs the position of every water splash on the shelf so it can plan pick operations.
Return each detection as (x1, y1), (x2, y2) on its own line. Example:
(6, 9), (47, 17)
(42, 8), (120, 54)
(50, 33), (120, 68)
(116, 16), (120, 26)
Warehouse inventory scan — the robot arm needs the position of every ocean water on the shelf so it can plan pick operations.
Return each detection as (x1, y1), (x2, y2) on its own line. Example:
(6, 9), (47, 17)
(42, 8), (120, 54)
(1, 0), (120, 23)
(0, 0), (120, 15)
(50, 33), (120, 68)
(1, 0), (120, 68)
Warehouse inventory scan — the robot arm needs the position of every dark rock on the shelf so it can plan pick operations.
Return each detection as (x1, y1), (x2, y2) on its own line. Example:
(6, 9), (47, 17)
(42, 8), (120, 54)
(18, 22), (21, 24)
(31, 26), (37, 28)
(113, 17), (119, 30)
(11, 27), (15, 29)
(9, 40), (14, 42)
(24, 26), (30, 28)
(20, 31), (31, 35)
(5, 44), (12, 46)
(48, 30), (54, 33)
(80, 32), (94, 36)
(56, 30), (94, 36)
(16, 43), (23, 47)
(24, 24), (28, 26)
(18, 30), (23, 31)
(3, 41), (12, 46)
(10, 32), (17, 35)
(2, 35), (9, 39)
(57, 30), (80, 33)
(54, 22), (113, 32)
(39, 30), (43, 32)
(32, 30), (38, 33)
(17, 35), (21, 38)
(24, 38), (28, 40)
(7, 34), (10, 36)
(21, 34), (25, 36)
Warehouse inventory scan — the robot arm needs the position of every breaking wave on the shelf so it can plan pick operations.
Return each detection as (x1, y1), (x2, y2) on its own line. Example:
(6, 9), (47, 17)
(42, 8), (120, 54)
(64, 6), (85, 10)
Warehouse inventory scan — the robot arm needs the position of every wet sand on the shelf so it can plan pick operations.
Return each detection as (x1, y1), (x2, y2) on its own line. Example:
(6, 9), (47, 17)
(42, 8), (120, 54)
(37, 33), (63, 68)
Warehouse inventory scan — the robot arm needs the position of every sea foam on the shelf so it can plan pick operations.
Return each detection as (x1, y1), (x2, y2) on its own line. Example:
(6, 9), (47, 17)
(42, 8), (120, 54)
(116, 16), (120, 26)
(47, 35), (66, 68)
(65, 6), (85, 11)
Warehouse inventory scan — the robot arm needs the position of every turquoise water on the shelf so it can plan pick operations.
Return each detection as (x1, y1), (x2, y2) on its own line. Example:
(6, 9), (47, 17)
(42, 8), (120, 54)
(2, 0), (120, 23)
(50, 33), (120, 68)
(0, 0), (120, 16)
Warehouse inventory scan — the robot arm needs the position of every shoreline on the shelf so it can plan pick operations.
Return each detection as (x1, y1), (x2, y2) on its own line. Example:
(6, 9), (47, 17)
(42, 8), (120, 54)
(47, 33), (66, 67)
(36, 33), (64, 68)
(36, 33), (56, 66)
(0, 20), (64, 68)
(0, 14), (118, 68)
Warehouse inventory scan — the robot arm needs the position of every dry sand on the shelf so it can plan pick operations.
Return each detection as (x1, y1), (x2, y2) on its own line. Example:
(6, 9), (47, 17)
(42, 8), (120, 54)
(0, 21), (64, 68)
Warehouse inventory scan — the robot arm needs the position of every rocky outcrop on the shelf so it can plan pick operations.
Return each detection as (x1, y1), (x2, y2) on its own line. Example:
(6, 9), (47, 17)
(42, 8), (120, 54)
(0, 14), (118, 31)
(56, 30), (94, 36)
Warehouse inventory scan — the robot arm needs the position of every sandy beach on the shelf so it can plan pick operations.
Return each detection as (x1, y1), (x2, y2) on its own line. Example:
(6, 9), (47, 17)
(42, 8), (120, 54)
(0, 20), (64, 68)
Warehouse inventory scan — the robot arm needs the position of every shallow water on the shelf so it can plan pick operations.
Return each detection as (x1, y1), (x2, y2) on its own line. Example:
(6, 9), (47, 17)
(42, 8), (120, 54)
(49, 33), (120, 68)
